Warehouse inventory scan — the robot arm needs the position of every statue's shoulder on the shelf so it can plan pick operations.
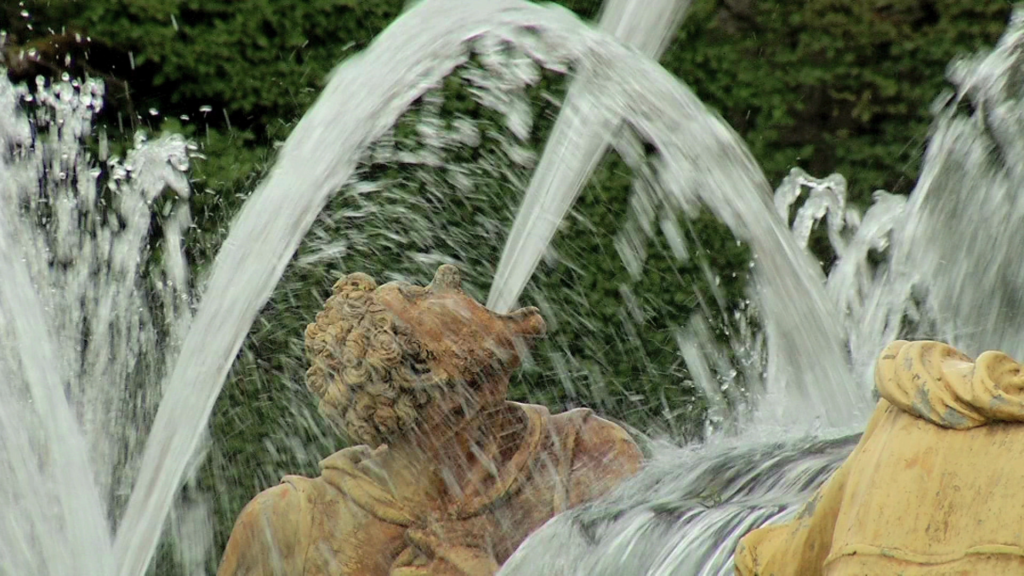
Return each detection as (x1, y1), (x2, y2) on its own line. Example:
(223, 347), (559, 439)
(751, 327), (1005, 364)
(510, 402), (638, 459)
(317, 444), (378, 474)
(317, 445), (419, 527)
(558, 409), (642, 506)
(218, 454), (400, 576)
(511, 401), (592, 430)
(217, 477), (320, 575)
(550, 406), (594, 427)
(875, 339), (1024, 429)
(509, 402), (642, 504)
(230, 456), (372, 534)
(568, 411), (641, 464)
(241, 475), (320, 525)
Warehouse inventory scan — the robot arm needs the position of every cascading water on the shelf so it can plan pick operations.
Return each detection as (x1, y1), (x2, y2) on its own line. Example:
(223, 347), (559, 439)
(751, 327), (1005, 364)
(1, 1), (1021, 575)
(0, 73), (193, 575)
(500, 9), (1024, 575)
(487, 0), (691, 313)
(500, 433), (860, 576)
(888, 11), (1024, 361)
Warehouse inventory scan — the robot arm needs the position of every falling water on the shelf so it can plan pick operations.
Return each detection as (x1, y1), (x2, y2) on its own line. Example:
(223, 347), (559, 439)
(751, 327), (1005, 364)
(500, 432), (859, 576)
(2, 1), (1021, 575)
(0, 75), (192, 574)
(480, 3), (864, 430)
(108, 0), (869, 572)
(888, 11), (1024, 360)
(500, 9), (1024, 575)
(487, 0), (691, 312)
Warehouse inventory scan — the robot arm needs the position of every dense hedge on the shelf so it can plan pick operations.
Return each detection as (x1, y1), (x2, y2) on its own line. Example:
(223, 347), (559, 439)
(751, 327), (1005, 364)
(2, 0), (1010, 573)
(6, 0), (1010, 197)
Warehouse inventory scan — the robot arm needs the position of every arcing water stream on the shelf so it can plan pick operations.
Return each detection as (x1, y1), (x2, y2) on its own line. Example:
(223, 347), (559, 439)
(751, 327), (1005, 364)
(1, 0), (1022, 574)
(500, 433), (860, 576)
(502, 8), (1024, 575)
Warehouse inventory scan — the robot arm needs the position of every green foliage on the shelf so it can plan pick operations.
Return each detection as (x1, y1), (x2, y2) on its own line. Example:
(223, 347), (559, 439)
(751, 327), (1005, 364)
(7, 1), (1011, 202)
(1, 0), (1012, 573)
(664, 0), (1011, 201)
(24, 0), (405, 133)
(194, 49), (749, 571)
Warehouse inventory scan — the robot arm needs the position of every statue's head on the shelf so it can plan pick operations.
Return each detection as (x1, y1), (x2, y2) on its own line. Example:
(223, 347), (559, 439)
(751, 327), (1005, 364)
(304, 264), (546, 446)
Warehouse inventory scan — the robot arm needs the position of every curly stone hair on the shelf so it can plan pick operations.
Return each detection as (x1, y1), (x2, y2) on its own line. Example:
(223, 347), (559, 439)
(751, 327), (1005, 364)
(304, 273), (443, 446)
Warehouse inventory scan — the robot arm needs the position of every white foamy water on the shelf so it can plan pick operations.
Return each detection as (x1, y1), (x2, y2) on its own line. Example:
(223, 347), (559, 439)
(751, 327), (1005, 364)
(0, 75), (192, 574)
(110, 1), (865, 571)
(500, 432), (858, 576)
(478, 2), (864, 431)
(500, 9), (1024, 575)
(2, 1), (1020, 575)
(487, 0), (691, 313)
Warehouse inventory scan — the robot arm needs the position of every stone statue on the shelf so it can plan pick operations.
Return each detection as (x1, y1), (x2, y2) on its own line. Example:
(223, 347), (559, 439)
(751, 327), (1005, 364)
(217, 264), (643, 576)
(736, 339), (1024, 575)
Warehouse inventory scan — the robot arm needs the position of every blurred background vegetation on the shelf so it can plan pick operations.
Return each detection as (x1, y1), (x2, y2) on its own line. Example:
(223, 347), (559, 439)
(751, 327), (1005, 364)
(2, 0), (1012, 572)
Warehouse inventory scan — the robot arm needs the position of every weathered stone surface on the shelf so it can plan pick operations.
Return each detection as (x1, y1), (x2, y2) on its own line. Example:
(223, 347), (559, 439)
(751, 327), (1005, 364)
(736, 340), (1024, 575)
(217, 265), (643, 576)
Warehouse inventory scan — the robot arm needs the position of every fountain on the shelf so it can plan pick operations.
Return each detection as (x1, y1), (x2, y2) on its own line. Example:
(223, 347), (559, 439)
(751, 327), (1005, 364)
(0, 73), (193, 575)
(217, 264), (644, 575)
(500, 7), (1024, 575)
(1, 0), (1021, 574)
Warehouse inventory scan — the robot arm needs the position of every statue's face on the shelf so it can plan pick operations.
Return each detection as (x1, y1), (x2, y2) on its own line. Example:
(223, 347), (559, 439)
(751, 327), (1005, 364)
(375, 265), (545, 408)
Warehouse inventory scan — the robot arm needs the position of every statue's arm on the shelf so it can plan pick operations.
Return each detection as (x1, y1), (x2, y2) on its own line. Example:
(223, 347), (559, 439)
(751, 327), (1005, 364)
(566, 413), (644, 507)
(392, 527), (502, 576)
(734, 400), (890, 575)
(734, 459), (851, 576)
(216, 480), (310, 576)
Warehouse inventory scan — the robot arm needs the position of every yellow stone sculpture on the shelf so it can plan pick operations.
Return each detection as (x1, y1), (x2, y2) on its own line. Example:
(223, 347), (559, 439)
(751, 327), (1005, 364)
(736, 339), (1024, 575)
(217, 264), (643, 576)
